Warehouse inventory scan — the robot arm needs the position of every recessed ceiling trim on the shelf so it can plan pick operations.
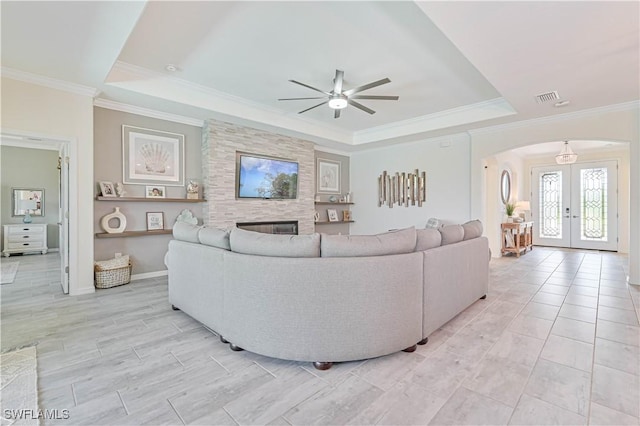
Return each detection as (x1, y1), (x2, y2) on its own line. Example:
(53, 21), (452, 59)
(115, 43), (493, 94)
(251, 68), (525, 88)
(468, 100), (640, 135)
(94, 98), (204, 127)
(1, 66), (98, 97)
(106, 61), (354, 145)
(353, 98), (516, 145)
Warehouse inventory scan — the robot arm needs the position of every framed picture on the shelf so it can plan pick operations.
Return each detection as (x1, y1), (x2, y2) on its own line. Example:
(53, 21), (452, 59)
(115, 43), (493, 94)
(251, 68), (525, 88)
(99, 182), (116, 198)
(343, 210), (352, 221)
(122, 125), (185, 186)
(146, 212), (165, 231)
(12, 188), (44, 216)
(317, 158), (341, 193)
(145, 185), (166, 198)
(327, 208), (339, 222)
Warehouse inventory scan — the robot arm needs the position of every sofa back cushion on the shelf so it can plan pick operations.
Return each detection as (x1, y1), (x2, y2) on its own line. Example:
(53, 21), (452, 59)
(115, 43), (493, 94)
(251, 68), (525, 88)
(321, 227), (417, 257)
(229, 228), (320, 258)
(462, 220), (483, 240)
(198, 226), (231, 250)
(173, 222), (202, 243)
(439, 224), (465, 246)
(415, 228), (442, 251)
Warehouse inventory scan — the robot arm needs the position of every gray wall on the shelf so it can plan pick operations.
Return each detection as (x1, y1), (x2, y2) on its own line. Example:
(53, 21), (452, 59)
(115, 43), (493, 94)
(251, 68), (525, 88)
(93, 107), (203, 275)
(1, 146), (60, 249)
(314, 150), (351, 235)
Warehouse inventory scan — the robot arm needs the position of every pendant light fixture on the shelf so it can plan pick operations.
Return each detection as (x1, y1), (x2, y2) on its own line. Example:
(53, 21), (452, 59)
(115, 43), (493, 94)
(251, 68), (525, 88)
(555, 141), (578, 164)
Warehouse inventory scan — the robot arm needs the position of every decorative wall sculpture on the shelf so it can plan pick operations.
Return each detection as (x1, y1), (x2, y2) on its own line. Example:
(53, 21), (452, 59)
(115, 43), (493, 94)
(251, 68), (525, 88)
(377, 169), (426, 208)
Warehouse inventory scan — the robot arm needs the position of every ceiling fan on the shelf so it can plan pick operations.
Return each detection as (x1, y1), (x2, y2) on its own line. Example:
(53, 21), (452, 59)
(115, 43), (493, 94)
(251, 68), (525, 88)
(278, 69), (399, 118)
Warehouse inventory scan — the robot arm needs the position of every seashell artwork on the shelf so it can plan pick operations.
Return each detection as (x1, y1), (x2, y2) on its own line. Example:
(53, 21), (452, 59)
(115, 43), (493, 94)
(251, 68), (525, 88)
(140, 143), (170, 174)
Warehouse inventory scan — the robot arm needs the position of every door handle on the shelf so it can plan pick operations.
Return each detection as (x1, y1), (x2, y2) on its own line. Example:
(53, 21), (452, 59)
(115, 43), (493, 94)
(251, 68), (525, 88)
(564, 215), (570, 218)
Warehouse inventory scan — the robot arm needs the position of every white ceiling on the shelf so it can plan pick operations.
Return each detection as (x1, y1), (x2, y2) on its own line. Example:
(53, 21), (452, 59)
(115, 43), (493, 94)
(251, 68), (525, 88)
(1, 1), (638, 150)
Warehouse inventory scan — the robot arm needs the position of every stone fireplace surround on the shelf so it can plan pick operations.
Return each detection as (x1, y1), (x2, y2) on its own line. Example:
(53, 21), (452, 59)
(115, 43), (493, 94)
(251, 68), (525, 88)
(202, 120), (315, 234)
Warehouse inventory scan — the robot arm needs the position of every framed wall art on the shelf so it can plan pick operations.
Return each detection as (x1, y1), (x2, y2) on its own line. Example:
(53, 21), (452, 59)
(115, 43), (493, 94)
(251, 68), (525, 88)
(146, 212), (165, 231)
(145, 186), (166, 198)
(122, 125), (185, 186)
(317, 158), (341, 193)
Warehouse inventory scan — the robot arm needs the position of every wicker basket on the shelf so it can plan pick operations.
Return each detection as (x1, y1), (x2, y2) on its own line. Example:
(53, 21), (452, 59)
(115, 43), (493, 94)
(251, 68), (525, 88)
(94, 262), (132, 289)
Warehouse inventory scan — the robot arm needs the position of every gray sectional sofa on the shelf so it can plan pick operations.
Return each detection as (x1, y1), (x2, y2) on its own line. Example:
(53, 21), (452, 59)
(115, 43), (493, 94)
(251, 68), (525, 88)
(167, 221), (489, 370)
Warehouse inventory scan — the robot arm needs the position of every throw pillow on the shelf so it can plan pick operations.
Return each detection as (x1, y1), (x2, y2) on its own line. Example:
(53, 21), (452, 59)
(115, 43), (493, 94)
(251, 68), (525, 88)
(321, 226), (417, 257)
(439, 224), (465, 246)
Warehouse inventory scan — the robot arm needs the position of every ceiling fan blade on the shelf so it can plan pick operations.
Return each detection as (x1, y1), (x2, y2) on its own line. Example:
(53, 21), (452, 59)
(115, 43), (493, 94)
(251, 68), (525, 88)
(278, 97), (326, 101)
(289, 80), (330, 95)
(333, 70), (344, 94)
(350, 95), (399, 100)
(298, 101), (328, 114)
(348, 100), (376, 115)
(343, 78), (391, 96)
(334, 109), (341, 119)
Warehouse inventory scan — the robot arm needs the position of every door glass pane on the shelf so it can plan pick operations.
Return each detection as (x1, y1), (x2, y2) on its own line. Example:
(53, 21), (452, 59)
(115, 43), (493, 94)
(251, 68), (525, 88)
(539, 171), (562, 238)
(581, 167), (607, 241)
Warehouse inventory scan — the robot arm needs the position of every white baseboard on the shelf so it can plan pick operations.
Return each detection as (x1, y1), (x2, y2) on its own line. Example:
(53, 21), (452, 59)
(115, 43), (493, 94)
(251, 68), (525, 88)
(131, 270), (168, 281)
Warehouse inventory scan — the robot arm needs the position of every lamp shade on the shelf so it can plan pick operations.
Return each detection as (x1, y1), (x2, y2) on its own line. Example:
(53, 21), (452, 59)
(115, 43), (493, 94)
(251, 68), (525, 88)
(517, 201), (531, 211)
(556, 141), (578, 164)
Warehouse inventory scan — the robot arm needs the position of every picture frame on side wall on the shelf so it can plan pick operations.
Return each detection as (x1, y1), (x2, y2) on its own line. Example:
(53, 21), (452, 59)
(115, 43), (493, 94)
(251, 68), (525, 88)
(146, 212), (164, 231)
(99, 182), (116, 198)
(317, 158), (341, 193)
(327, 209), (339, 222)
(122, 125), (185, 186)
(145, 185), (166, 198)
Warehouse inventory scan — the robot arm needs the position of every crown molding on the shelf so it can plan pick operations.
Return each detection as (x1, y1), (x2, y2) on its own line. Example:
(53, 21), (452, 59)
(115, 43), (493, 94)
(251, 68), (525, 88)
(94, 98), (205, 127)
(352, 98), (515, 145)
(468, 100), (640, 136)
(314, 146), (352, 157)
(1, 66), (98, 97)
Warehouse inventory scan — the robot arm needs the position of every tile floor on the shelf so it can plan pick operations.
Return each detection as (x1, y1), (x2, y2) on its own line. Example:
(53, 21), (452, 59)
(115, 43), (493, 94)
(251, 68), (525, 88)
(1, 248), (639, 425)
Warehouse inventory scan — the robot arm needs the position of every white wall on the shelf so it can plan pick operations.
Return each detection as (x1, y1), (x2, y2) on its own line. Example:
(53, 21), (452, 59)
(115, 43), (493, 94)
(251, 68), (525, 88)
(1, 77), (95, 295)
(350, 134), (471, 235)
(486, 151), (526, 256)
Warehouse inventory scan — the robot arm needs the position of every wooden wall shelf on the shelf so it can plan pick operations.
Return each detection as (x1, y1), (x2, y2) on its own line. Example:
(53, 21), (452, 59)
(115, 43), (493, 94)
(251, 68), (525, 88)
(315, 220), (355, 224)
(314, 202), (354, 205)
(95, 230), (172, 238)
(96, 196), (205, 203)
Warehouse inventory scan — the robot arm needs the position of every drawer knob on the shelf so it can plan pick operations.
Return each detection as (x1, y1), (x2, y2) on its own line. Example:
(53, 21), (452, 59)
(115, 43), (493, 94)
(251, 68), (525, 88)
(23, 236), (29, 238)
(22, 243), (30, 246)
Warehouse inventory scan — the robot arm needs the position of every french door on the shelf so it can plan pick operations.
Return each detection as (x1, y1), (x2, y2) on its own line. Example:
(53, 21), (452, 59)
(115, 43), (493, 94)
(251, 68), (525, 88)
(532, 161), (618, 251)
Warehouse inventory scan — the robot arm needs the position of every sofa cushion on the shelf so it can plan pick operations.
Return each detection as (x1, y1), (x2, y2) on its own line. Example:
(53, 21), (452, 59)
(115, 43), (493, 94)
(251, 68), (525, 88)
(462, 220), (483, 240)
(415, 228), (442, 251)
(229, 228), (320, 258)
(439, 224), (464, 246)
(173, 222), (202, 243)
(321, 227), (417, 257)
(198, 226), (231, 250)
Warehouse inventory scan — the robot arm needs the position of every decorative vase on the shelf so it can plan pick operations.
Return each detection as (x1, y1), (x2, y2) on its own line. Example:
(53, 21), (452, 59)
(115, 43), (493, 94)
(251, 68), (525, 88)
(100, 207), (126, 233)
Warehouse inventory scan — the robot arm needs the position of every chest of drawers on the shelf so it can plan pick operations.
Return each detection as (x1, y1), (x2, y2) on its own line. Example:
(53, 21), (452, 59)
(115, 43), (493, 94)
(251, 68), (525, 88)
(2, 224), (48, 257)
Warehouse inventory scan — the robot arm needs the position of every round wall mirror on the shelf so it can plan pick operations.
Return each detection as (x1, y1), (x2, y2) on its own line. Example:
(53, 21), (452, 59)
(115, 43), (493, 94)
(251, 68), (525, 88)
(500, 170), (511, 205)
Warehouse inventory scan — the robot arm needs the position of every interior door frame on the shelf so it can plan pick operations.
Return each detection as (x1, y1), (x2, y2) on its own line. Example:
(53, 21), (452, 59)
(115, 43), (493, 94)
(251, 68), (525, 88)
(1, 131), (72, 293)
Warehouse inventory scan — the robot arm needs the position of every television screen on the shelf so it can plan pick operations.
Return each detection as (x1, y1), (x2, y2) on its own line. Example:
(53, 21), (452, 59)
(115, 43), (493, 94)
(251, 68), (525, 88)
(237, 154), (298, 199)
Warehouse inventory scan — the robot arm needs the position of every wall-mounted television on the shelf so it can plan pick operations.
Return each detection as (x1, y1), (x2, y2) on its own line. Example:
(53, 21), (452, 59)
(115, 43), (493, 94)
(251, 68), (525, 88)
(237, 153), (298, 199)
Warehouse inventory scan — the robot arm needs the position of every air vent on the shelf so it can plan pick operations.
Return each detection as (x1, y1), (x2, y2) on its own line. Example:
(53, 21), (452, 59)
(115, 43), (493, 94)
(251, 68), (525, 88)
(534, 91), (560, 104)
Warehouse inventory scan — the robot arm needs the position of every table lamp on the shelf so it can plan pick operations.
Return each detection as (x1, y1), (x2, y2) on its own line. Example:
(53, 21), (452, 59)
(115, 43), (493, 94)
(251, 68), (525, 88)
(21, 199), (38, 223)
(517, 201), (531, 221)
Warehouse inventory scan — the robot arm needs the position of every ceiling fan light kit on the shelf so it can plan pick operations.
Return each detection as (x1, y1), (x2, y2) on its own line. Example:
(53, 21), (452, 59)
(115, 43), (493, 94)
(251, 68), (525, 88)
(279, 69), (399, 118)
